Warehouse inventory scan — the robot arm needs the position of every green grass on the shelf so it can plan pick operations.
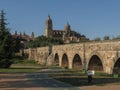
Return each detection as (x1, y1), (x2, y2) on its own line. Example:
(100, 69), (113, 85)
(0, 56), (41, 73)
(12, 56), (38, 65)
(0, 56), (62, 73)
(0, 67), (38, 73)
(0, 64), (40, 73)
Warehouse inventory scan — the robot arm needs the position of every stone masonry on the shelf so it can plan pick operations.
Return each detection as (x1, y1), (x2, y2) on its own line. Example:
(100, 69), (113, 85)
(24, 40), (120, 74)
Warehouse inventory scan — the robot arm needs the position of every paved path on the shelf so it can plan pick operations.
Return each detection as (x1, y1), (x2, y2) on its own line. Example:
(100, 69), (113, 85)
(0, 69), (81, 90)
(1, 68), (120, 90)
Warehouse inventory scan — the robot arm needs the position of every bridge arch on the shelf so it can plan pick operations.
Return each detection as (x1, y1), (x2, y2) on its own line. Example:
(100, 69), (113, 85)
(54, 53), (59, 66)
(72, 54), (82, 69)
(113, 58), (120, 74)
(88, 55), (103, 71)
(61, 53), (69, 68)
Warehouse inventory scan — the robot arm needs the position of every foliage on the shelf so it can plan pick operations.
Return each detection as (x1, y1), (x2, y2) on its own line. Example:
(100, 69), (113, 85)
(27, 35), (64, 48)
(13, 55), (38, 65)
(0, 10), (15, 68)
(14, 37), (23, 52)
(112, 35), (120, 40)
(93, 37), (101, 41)
(103, 36), (110, 40)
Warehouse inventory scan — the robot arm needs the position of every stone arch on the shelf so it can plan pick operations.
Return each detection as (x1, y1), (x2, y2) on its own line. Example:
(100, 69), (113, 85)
(61, 53), (69, 68)
(72, 54), (82, 69)
(113, 58), (120, 74)
(54, 53), (59, 66)
(88, 55), (103, 71)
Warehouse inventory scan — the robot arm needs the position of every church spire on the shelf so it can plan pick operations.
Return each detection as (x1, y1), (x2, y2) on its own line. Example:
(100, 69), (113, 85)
(48, 14), (50, 19)
(64, 22), (71, 37)
(67, 22), (69, 26)
(45, 15), (53, 37)
(31, 32), (34, 38)
(64, 22), (71, 31)
(15, 31), (17, 35)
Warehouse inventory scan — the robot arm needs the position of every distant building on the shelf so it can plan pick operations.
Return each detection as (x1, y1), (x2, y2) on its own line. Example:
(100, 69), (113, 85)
(12, 31), (34, 49)
(45, 15), (89, 43)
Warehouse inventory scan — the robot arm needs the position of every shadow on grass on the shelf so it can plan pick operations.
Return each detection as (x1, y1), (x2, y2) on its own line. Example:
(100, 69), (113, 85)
(54, 77), (120, 86)
(0, 78), (73, 89)
(0, 73), (73, 89)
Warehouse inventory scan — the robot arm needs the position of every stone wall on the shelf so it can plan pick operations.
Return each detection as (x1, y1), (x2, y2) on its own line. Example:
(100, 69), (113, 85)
(24, 40), (120, 74)
(24, 46), (50, 65)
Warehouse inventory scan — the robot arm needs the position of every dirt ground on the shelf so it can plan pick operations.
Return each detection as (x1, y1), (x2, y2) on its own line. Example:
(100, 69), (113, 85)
(81, 84), (120, 90)
(0, 73), (120, 90)
(0, 73), (47, 90)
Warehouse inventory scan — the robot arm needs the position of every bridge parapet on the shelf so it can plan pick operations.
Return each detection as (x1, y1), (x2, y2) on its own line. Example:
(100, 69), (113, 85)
(52, 43), (83, 52)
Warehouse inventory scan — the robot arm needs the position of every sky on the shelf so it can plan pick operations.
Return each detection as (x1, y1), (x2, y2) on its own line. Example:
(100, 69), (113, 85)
(0, 0), (120, 40)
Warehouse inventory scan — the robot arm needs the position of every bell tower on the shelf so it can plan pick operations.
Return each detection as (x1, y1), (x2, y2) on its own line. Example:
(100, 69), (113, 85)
(45, 15), (53, 37)
(64, 22), (71, 36)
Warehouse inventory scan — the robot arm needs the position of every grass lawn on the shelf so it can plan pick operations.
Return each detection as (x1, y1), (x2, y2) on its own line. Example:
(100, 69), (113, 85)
(48, 69), (120, 86)
(0, 63), (62, 73)
(0, 64), (41, 73)
(0, 68), (38, 73)
(0, 57), (42, 73)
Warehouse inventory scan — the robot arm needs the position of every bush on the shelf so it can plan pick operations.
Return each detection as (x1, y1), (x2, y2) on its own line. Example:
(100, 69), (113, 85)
(12, 55), (38, 65)
(0, 59), (13, 68)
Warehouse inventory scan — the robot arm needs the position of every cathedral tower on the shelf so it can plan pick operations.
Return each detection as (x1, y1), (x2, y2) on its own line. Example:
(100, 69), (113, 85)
(64, 22), (71, 31)
(64, 22), (71, 36)
(45, 15), (53, 37)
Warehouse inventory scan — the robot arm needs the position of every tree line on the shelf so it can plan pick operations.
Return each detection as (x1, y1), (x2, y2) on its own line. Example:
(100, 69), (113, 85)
(27, 35), (64, 48)
(93, 35), (120, 41)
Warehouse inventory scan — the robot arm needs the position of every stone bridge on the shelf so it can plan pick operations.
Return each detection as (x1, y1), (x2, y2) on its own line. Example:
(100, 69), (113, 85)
(24, 40), (120, 74)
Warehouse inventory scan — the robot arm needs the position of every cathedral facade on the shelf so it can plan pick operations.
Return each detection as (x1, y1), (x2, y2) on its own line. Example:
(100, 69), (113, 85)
(45, 16), (89, 43)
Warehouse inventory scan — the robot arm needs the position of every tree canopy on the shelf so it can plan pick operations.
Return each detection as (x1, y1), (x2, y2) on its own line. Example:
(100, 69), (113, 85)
(0, 10), (15, 68)
(27, 35), (64, 48)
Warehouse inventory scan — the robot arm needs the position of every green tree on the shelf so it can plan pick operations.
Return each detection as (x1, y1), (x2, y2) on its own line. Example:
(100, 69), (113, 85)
(0, 10), (15, 68)
(103, 36), (110, 40)
(93, 37), (101, 41)
(112, 35), (120, 40)
(27, 35), (64, 48)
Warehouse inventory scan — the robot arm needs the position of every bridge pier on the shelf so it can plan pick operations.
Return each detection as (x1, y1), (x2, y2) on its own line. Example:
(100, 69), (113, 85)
(69, 60), (72, 69)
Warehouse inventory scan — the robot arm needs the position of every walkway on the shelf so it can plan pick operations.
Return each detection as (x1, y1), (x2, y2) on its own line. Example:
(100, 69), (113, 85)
(1, 68), (120, 90)
(0, 69), (81, 90)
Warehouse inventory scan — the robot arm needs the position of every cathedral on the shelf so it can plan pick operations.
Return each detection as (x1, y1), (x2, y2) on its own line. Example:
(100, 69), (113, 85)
(45, 15), (89, 43)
